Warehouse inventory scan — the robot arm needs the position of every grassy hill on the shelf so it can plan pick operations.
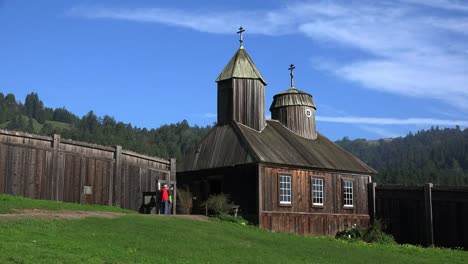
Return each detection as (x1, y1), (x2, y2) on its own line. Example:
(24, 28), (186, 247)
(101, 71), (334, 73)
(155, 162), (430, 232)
(0, 194), (466, 263)
(0, 115), (71, 134)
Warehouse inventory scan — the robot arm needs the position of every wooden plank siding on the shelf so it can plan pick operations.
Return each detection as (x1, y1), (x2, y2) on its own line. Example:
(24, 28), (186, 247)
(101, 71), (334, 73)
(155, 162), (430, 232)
(0, 129), (174, 211)
(270, 105), (317, 140)
(217, 79), (266, 131)
(259, 164), (371, 236)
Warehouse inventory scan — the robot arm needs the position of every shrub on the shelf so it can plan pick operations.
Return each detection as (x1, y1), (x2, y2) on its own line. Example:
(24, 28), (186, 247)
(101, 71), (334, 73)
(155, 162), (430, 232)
(176, 187), (193, 214)
(335, 220), (395, 245)
(335, 225), (364, 241)
(362, 220), (396, 244)
(203, 193), (235, 216)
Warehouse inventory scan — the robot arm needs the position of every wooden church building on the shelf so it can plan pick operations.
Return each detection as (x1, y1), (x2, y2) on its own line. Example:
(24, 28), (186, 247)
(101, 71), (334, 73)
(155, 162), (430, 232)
(178, 29), (376, 236)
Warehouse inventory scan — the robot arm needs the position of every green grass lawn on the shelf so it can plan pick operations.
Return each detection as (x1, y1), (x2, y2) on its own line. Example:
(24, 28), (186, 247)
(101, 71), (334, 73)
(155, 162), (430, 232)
(44, 120), (71, 130)
(0, 194), (467, 264)
(0, 194), (133, 214)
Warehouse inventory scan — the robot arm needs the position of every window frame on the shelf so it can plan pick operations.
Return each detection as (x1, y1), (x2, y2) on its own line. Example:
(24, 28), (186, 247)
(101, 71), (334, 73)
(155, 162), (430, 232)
(278, 173), (292, 206)
(342, 179), (354, 209)
(311, 176), (324, 207)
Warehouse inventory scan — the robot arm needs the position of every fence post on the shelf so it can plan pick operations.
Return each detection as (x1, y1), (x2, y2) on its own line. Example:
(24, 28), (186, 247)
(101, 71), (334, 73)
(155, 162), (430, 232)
(170, 158), (176, 215)
(52, 134), (61, 201)
(424, 183), (434, 247)
(114, 146), (122, 207)
(368, 182), (377, 224)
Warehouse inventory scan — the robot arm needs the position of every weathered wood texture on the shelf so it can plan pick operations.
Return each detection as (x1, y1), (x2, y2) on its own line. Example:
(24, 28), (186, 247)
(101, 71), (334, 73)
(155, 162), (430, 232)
(217, 79), (266, 131)
(259, 165), (370, 236)
(261, 213), (369, 236)
(179, 124), (254, 172)
(373, 184), (468, 249)
(0, 129), (174, 211)
(271, 105), (317, 139)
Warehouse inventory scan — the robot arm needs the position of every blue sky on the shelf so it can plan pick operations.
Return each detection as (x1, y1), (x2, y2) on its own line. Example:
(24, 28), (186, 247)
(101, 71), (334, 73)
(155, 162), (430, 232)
(2, 0), (468, 140)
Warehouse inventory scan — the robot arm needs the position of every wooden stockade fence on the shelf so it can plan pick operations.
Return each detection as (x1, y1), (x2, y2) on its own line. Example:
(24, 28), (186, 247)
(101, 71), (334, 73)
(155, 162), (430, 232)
(0, 129), (176, 212)
(368, 183), (468, 249)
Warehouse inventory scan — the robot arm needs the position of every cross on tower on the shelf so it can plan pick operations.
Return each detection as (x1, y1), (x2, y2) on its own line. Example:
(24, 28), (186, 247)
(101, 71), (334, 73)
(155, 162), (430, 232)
(237, 26), (245, 47)
(289, 64), (296, 88)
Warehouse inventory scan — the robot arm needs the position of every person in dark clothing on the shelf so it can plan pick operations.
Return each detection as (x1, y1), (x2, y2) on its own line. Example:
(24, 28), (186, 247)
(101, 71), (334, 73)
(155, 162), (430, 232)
(161, 184), (169, 215)
(168, 185), (174, 214)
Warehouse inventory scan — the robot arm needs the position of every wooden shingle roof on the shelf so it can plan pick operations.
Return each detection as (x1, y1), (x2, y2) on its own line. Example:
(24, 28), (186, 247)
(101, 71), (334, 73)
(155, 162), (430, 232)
(270, 87), (316, 110)
(179, 120), (376, 174)
(215, 47), (267, 85)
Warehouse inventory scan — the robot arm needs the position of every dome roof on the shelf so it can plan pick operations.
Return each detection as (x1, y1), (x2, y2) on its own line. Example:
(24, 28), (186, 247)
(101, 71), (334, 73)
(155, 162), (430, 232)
(270, 87), (316, 110)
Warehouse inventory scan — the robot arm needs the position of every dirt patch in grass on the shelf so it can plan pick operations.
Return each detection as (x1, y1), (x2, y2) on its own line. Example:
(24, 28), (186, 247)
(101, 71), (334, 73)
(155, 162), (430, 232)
(0, 209), (126, 219)
(0, 209), (210, 221)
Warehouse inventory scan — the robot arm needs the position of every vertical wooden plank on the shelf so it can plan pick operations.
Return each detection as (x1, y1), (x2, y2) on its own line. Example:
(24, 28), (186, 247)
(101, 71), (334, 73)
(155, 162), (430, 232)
(122, 164), (128, 209)
(258, 164), (263, 227)
(79, 157), (87, 204)
(44, 151), (53, 200)
(87, 158), (95, 205)
(73, 155), (80, 203)
(0, 144), (6, 193)
(150, 170), (156, 191)
(101, 161), (108, 205)
(5, 146), (11, 194)
(95, 160), (102, 205)
(424, 183), (434, 246)
(57, 153), (65, 201)
(10, 146), (20, 195)
(170, 158), (176, 182)
(51, 134), (60, 200)
(108, 160), (113, 206)
(27, 149), (36, 198)
(35, 149), (44, 199)
(18, 147), (27, 196)
(368, 182), (376, 224)
(114, 146), (122, 207)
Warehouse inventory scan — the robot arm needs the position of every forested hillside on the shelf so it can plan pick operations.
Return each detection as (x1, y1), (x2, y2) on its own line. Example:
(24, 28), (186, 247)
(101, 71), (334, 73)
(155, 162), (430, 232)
(0, 92), (211, 160)
(2, 92), (467, 185)
(336, 128), (468, 185)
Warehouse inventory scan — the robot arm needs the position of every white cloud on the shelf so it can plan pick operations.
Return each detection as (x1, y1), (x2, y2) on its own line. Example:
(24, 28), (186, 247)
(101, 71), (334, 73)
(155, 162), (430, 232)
(357, 125), (401, 138)
(404, 0), (468, 12)
(316, 116), (468, 126)
(203, 113), (217, 118)
(69, 1), (468, 112)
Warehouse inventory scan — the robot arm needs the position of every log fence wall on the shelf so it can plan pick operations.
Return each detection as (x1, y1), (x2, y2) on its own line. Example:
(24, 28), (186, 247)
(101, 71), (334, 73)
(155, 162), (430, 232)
(369, 183), (468, 249)
(0, 129), (175, 211)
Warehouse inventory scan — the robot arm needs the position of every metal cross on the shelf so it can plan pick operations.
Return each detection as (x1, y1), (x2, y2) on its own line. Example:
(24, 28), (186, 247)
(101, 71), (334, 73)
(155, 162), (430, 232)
(237, 26), (245, 47)
(289, 64), (296, 87)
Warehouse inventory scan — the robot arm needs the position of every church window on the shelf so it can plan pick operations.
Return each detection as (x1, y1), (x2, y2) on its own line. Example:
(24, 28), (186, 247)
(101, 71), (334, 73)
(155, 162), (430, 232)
(343, 180), (353, 208)
(279, 175), (292, 205)
(312, 177), (324, 206)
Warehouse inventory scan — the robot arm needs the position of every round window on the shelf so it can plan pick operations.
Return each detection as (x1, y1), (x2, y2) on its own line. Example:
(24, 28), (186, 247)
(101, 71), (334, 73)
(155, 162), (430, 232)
(305, 108), (312, 118)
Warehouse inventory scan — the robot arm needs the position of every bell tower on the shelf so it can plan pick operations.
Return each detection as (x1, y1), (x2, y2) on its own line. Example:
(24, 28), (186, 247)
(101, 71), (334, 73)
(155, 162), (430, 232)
(270, 64), (317, 139)
(216, 27), (267, 131)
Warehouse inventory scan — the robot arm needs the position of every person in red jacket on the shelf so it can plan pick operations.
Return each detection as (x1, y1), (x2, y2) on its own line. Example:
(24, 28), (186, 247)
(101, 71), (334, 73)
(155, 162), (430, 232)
(161, 184), (169, 215)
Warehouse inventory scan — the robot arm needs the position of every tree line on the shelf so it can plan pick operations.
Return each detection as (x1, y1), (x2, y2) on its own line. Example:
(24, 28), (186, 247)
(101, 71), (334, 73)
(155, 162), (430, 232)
(2, 92), (467, 186)
(0, 92), (211, 160)
(336, 127), (468, 185)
